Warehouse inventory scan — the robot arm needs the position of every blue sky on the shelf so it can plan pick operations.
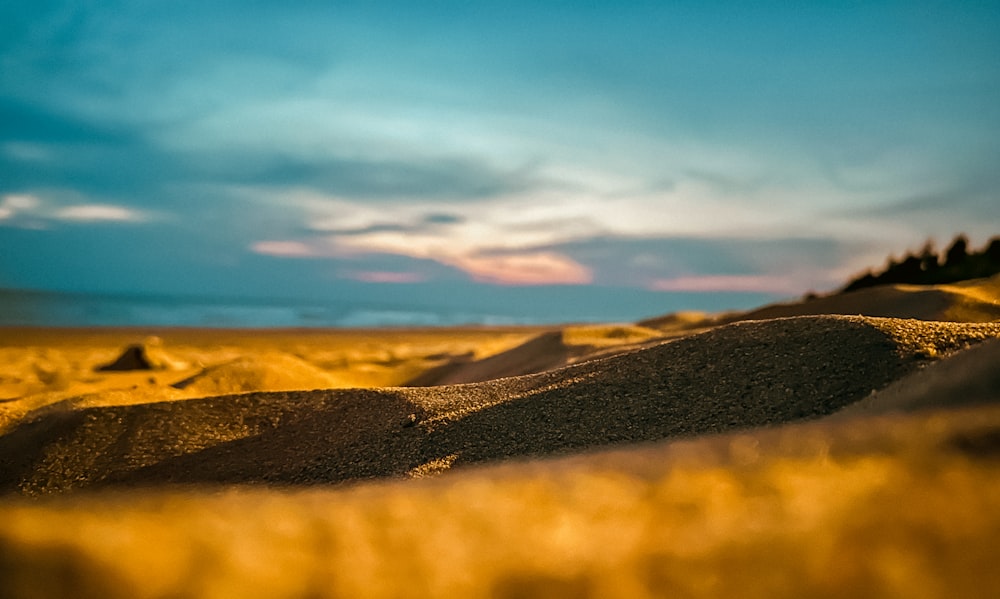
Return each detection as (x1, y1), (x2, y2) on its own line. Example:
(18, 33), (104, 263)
(2, 1), (999, 320)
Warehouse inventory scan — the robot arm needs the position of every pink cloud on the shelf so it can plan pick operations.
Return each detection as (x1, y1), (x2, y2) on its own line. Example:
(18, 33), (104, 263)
(346, 271), (428, 284)
(452, 252), (592, 286)
(649, 274), (802, 294)
(251, 240), (317, 257)
(251, 237), (590, 287)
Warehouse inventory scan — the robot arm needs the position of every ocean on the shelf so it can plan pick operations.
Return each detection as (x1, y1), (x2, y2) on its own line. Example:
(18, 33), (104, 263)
(0, 287), (779, 329)
(0, 289), (556, 329)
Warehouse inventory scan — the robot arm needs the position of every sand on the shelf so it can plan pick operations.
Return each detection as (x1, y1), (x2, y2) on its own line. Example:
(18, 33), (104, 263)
(1, 275), (1000, 598)
(0, 326), (551, 433)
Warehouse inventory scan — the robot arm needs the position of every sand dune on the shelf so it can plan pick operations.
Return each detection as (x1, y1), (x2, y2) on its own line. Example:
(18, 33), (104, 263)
(406, 324), (662, 385)
(411, 276), (1000, 386)
(2, 315), (997, 495)
(170, 353), (343, 395)
(724, 273), (1000, 323)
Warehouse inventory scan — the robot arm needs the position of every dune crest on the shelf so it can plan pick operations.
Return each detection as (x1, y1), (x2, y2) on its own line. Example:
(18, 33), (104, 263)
(405, 324), (661, 386)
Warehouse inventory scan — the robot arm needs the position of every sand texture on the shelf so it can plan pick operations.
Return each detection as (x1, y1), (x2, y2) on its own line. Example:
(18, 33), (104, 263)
(1, 276), (1000, 598)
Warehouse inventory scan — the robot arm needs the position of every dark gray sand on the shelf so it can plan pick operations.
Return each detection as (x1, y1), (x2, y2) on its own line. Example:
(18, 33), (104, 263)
(1, 315), (998, 495)
(836, 337), (1000, 417)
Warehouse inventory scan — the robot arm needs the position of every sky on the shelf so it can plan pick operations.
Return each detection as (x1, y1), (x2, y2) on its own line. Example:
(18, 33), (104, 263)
(2, 1), (1000, 323)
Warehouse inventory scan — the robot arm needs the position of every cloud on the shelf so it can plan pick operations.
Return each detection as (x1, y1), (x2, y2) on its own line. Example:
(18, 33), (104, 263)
(53, 204), (145, 222)
(0, 99), (194, 206)
(343, 271), (429, 284)
(240, 186), (604, 285)
(0, 193), (39, 219)
(238, 180), (866, 290)
(0, 192), (149, 226)
(250, 240), (317, 258)
(176, 147), (538, 202)
(449, 251), (592, 286)
(2, 142), (52, 162)
(250, 233), (591, 286)
(0, 193), (41, 222)
(0, 97), (129, 145)
(554, 235), (854, 295)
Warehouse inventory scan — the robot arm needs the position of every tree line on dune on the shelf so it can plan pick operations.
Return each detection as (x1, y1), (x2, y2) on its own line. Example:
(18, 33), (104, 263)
(842, 234), (1000, 293)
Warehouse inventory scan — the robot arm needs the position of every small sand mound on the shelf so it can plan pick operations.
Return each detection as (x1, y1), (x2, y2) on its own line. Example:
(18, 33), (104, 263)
(95, 338), (188, 372)
(96, 344), (155, 371)
(636, 310), (716, 331)
(2, 315), (998, 495)
(560, 323), (661, 346)
(171, 354), (341, 395)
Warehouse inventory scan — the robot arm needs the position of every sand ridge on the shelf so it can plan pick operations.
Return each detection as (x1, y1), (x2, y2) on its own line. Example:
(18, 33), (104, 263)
(2, 315), (998, 495)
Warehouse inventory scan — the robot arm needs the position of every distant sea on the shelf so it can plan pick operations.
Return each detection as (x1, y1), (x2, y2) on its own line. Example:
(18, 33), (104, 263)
(0, 289), (554, 329)
(0, 287), (781, 329)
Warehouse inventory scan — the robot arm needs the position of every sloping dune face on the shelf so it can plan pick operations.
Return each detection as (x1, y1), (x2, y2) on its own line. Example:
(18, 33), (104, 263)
(838, 338), (1000, 417)
(730, 273), (1000, 323)
(2, 316), (997, 495)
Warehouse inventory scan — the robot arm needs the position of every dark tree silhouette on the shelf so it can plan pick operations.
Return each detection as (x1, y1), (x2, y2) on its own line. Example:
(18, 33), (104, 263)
(918, 241), (938, 272)
(987, 238), (1000, 263)
(944, 235), (969, 268)
(842, 233), (1000, 292)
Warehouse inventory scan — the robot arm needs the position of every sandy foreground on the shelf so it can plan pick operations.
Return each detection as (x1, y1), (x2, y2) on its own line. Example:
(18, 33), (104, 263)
(1, 277), (999, 598)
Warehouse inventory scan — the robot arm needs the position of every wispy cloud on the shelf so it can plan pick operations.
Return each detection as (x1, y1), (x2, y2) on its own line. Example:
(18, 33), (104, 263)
(0, 194), (39, 220)
(450, 252), (592, 286)
(0, 192), (150, 226)
(250, 240), (317, 258)
(343, 270), (429, 284)
(52, 204), (145, 222)
(2, 142), (52, 162)
(241, 176), (857, 288)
